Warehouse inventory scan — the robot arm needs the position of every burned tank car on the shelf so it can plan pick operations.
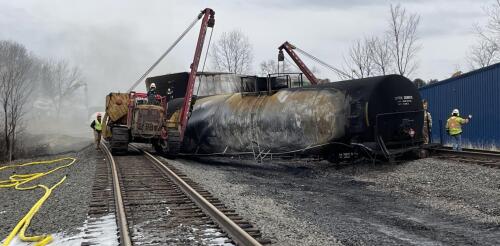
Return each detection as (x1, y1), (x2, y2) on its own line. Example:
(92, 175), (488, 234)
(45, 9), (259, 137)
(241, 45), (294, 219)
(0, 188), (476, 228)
(322, 75), (425, 156)
(170, 74), (423, 159)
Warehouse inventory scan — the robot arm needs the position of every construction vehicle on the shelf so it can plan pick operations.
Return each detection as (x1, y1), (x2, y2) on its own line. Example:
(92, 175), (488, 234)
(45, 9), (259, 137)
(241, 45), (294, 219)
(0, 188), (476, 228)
(278, 41), (320, 85)
(102, 8), (215, 154)
(277, 41), (351, 83)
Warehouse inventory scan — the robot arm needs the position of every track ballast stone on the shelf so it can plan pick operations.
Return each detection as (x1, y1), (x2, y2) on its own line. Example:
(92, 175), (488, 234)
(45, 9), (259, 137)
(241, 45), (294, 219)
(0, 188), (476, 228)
(165, 156), (500, 246)
(0, 143), (97, 241)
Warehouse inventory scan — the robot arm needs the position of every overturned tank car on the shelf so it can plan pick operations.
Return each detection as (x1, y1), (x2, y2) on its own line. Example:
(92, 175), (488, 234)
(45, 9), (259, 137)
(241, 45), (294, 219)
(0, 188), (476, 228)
(152, 73), (424, 161)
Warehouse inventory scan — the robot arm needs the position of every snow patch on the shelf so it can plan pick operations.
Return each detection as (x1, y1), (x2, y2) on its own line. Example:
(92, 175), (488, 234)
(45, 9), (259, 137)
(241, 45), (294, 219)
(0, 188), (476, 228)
(2, 214), (119, 246)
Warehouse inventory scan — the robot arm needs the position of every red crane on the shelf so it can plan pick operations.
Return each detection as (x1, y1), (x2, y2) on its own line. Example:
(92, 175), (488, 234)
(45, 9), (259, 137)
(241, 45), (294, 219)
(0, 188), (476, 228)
(278, 41), (351, 84)
(278, 41), (320, 85)
(179, 8), (215, 141)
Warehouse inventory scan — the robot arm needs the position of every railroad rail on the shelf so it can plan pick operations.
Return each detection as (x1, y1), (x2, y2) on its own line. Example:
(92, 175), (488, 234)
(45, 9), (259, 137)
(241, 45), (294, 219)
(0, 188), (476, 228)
(96, 143), (266, 245)
(102, 143), (132, 246)
(432, 147), (500, 169)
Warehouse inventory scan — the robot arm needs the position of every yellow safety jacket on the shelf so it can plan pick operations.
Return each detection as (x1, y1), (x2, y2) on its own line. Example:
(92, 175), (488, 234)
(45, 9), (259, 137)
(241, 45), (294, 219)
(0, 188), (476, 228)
(446, 116), (466, 136)
(94, 119), (102, 131)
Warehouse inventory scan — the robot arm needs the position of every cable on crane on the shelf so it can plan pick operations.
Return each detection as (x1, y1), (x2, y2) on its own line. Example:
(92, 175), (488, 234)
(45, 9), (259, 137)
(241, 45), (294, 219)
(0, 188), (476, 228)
(128, 14), (202, 92)
(293, 47), (352, 79)
(196, 26), (214, 96)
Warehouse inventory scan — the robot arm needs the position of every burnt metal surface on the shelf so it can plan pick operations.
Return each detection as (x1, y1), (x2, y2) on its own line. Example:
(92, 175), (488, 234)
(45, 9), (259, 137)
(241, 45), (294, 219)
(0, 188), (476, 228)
(183, 88), (349, 155)
(146, 72), (244, 99)
(178, 75), (423, 156)
(318, 75), (424, 144)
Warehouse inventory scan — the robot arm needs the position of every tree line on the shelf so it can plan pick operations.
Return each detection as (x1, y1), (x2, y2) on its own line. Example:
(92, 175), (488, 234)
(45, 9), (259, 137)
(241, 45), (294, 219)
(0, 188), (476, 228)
(0, 40), (84, 162)
(209, 2), (500, 87)
(468, 0), (500, 69)
(208, 4), (421, 82)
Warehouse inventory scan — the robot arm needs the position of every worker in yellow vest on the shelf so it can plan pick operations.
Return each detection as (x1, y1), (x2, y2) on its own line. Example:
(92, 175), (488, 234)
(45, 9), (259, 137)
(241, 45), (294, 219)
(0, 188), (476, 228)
(422, 100), (432, 144)
(90, 113), (103, 149)
(446, 109), (471, 151)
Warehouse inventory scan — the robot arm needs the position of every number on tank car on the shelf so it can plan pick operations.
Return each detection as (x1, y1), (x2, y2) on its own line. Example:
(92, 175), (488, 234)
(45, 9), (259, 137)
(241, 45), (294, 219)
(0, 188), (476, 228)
(394, 95), (413, 106)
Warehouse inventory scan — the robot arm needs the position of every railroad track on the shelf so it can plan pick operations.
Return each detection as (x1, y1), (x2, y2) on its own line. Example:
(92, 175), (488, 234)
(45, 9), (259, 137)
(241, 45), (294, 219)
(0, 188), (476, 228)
(433, 147), (500, 169)
(87, 143), (267, 245)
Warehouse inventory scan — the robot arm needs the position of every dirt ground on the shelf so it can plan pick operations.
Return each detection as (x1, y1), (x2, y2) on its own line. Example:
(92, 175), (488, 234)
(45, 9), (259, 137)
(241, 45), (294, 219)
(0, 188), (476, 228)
(166, 156), (500, 246)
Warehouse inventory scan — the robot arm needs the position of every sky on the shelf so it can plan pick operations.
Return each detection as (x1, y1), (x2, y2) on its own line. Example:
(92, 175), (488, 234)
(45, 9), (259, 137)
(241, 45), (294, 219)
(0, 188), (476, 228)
(0, 0), (488, 107)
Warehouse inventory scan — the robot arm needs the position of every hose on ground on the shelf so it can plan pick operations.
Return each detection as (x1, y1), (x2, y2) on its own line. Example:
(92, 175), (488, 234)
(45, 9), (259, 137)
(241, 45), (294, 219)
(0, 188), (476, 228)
(0, 157), (77, 246)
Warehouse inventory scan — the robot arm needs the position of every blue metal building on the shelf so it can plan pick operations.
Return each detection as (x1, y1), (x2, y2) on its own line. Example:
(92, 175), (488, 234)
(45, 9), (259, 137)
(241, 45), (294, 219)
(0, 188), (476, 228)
(419, 63), (500, 148)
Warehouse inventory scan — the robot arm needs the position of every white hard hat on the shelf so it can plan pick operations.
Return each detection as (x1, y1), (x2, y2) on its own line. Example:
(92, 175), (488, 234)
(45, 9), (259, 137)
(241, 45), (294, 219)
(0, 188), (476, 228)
(150, 83), (156, 88)
(452, 109), (459, 115)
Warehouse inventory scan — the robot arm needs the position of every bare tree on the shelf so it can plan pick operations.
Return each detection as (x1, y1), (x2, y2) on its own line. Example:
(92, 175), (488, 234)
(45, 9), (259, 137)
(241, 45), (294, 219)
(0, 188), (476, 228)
(211, 30), (253, 74)
(260, 59), (278, 76)
(468, 40), (499, 68)
(341, 39), (374, 79)
(428, 78), (439, 84)
(368, 36), (393, 75)
(413, 78), (426, 88)
(467, 1), (500, 69)
(387, 3), (421, 77)
(259, 59), (294, 76)
(42, 60), (84, 119)
(477, 0), (500, 44)
(0, 41), (35, 161)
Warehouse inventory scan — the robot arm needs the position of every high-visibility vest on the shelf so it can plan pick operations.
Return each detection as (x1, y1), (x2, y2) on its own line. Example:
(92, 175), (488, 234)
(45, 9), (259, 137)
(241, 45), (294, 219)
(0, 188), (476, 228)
(446, 116), (466, 135)
(94, 119), (102, 131)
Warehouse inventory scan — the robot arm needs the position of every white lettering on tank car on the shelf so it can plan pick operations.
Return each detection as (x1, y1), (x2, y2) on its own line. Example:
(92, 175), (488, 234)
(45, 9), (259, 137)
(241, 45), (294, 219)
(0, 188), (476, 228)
(394, 95), (413, 106)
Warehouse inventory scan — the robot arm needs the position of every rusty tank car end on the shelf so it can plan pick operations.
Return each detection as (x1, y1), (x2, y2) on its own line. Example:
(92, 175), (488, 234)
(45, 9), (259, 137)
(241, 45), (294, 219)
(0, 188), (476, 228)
(151, 73), (424, 162)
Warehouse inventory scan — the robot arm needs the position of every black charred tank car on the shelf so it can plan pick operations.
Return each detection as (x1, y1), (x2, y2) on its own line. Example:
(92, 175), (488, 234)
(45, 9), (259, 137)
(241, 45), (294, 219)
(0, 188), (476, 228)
(321, 75), (425, 159)
(154, 73), (424, 161)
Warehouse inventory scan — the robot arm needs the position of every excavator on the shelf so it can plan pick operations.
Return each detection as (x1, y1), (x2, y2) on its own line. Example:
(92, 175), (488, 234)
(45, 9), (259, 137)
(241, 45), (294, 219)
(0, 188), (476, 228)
(102, 8), (215, 154)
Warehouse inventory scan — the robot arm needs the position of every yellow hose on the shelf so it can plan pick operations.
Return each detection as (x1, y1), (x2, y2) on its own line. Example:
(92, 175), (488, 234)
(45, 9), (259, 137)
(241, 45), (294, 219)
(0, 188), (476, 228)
(0, 157), (77, 246)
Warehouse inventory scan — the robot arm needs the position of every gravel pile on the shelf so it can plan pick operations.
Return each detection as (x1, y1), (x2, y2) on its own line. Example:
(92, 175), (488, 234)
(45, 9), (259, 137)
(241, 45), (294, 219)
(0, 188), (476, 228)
(0, 142), (98, 240)
(164, 156), (500, 245)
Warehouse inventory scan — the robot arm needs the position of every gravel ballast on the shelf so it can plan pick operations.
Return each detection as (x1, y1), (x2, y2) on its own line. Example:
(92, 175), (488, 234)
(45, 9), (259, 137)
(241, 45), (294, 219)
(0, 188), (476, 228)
(164, 156), (500, 245)
(0, 142), (98, 241)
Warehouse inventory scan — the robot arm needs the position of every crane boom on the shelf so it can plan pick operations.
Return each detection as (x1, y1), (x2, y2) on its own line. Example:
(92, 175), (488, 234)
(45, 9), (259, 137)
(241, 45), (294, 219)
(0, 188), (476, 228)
(179, 8), (215, 141)
(278, 41), (320, 85)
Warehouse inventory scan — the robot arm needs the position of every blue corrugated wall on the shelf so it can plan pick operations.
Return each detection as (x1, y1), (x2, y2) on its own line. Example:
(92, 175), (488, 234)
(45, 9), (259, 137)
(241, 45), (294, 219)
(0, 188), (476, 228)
(419, 63), (500, 148)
